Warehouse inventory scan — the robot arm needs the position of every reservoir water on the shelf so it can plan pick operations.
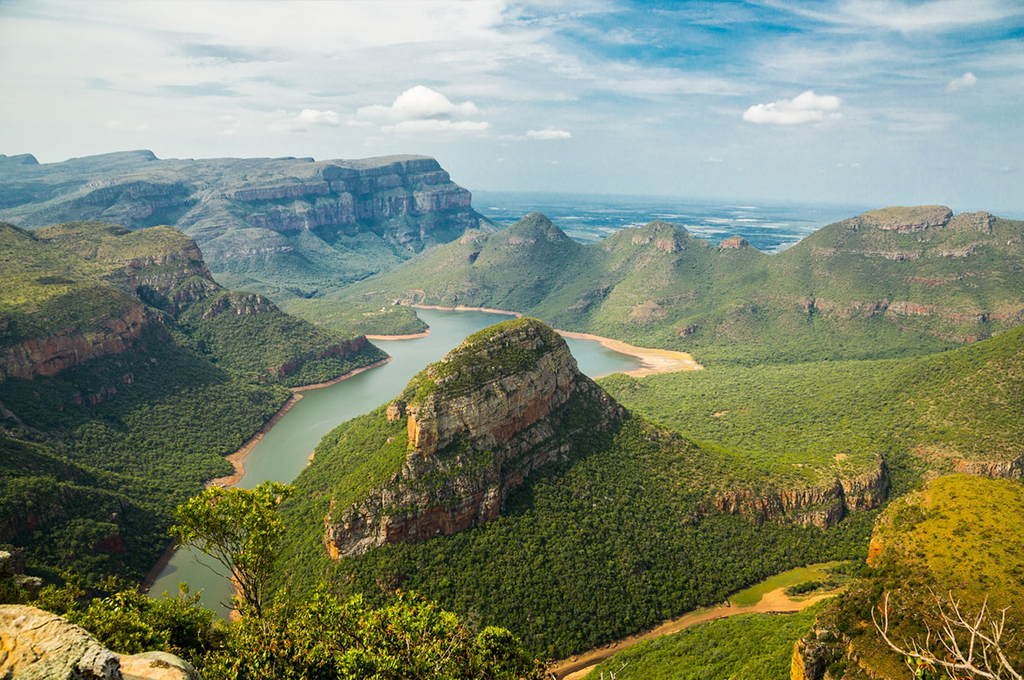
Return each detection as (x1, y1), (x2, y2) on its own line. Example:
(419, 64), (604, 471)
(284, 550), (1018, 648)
(148, 308), (642, 615)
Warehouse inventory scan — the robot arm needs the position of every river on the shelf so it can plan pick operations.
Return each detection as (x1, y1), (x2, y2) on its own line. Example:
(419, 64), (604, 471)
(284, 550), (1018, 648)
(147, 308), (643, 616)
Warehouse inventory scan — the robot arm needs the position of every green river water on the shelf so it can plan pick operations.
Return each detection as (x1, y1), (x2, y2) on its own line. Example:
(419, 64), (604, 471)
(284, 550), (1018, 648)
(148, 308), (642, 616)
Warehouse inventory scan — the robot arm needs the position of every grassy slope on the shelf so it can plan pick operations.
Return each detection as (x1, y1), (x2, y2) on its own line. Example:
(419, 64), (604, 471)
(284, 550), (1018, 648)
(344, 209), (1024, 366)
(600, 325), (1024, 489)
(809, 475), (1024, 679)
(36, 220), (194, 260)
(278, 299), (428, 337)
(0, 223), (139, 345)
(583, 605), (825, 680)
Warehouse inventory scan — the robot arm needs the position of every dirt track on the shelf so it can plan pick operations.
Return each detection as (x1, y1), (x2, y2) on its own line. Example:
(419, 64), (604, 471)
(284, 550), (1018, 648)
(552, 586), (841, 679)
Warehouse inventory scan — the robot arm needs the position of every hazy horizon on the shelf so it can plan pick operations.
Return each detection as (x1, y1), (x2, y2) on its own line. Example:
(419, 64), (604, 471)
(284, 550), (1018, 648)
(2, 1), (1022, 214)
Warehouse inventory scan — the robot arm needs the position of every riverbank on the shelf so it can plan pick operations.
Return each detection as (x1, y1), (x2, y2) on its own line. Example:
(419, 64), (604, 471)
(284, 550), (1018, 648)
(410, 305), (701, 376)
(557, 330), (702, 376)
(365, 330), (430, 340)
(144, 356), (393, 592)
(291, 356), (392, 392)
(552, 585), (841, 679)
(412, 303), (522, 317)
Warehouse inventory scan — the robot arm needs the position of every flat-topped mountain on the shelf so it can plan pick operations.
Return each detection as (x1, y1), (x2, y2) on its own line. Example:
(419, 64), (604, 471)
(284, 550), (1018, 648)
(0, 151), (493, 298)
(316, 317), (625, 557)
(349, 206), (1024, 365)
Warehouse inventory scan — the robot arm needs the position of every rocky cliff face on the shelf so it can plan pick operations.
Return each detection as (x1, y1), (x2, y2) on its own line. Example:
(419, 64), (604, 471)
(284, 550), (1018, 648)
(323, 318), (624, 558)
(0, 302), (155, 381)
(712, 461), (890, 528)
(0, 152), (491, 292)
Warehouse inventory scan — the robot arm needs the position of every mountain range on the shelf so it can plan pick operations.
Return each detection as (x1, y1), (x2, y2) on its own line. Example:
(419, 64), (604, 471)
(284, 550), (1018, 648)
(346, 207), (1024, 365)
(1, 151), (1022, 679)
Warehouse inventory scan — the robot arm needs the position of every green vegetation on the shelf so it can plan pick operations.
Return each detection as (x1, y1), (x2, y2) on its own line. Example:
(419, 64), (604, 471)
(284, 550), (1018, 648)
(583, 604), (825, 680)
(279, 412), (876, 659)
(172, 481), (294, 617)
(175, 292), (388, 386)
(36, 221), (194, 261)
(601, 324), (1024, 490)
(0, 220), (387, 583)
(8, 486), (547, 680)
(27, 577), (546, 680)
(0, 223), (138, 345)
(728, 562), (852, 607)
(347, 210), (1024, 366)
(415, 317), (562, 400)
(802, 475), (1024, 678)
(0, 333), (290, 580)
(279, 298), (428, 336)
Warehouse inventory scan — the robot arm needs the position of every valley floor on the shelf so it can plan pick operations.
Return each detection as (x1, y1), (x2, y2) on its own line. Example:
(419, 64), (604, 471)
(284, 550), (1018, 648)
(553, 582), (841, 679)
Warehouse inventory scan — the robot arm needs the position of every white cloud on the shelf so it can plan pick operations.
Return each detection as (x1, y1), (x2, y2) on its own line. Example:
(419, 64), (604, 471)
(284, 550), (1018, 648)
(269, 109), (341, 132)
(947, 71), (977, 91)
(382, 119), (489, 134)
(775, 0), (1024, 34)
(358, 86), (479, 122)
(526, 128), (571, 140)
(743, 90), (842, 125)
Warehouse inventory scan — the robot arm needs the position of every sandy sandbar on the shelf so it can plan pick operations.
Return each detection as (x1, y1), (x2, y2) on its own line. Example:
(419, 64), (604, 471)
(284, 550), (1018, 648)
(411, 305), (701, 376)
(556, 330), (702, 376)
(553, 586), (841, 679)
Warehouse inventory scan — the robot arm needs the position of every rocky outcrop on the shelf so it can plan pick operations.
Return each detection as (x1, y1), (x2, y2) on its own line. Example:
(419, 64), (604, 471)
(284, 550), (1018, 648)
(199, 292), (277, 320)
(0, 302), (155, 381)
(323, 318), (625, 558)
(712, 461), (889, 528)
(719, 235), (750, 250)
(0, 605), (200, 680)
(853, 205), (952, 232)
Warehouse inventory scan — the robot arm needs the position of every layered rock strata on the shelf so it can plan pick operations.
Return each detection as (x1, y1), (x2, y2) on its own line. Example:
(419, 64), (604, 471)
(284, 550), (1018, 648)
(324, 318), (625, 558)
(0, 152), (491, 269)
(712, 462), (890, 528)
(0, 302), (155, 381)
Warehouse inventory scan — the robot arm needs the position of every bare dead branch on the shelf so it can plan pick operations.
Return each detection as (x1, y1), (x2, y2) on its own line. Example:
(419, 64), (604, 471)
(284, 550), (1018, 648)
(872, 591), (1022, 680)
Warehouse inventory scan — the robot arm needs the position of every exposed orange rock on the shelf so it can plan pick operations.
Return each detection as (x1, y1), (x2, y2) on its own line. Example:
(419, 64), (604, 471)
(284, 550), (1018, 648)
(324, 319), (624, 559)
(0, 302), (154, 380)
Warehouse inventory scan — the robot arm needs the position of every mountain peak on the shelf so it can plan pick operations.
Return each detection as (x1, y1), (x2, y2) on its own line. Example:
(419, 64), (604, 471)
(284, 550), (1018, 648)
(504, 212), (571, 243)
(323, 317), (623, 558)
(854, 205), (952, 233)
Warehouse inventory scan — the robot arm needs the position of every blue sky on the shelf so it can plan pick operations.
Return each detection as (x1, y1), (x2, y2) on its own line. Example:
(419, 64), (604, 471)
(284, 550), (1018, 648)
(1, 1), (1022, 213)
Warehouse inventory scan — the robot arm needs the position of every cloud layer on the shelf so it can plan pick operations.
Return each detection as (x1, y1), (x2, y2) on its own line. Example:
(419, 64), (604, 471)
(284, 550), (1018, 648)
(1, 1), (1021, 211)
(743, 91), (843, 125)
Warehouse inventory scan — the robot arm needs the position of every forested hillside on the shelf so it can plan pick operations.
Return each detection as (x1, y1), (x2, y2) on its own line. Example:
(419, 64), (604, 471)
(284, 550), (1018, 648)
(348, 207), (1024, 365)
(0, 221), (386, 581)
(276, 318), (881, 659)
